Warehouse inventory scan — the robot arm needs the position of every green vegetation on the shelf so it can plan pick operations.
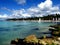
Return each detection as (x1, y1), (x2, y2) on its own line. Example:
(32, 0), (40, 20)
(41, 14), (60, 20)
(7, 17), (41, 21)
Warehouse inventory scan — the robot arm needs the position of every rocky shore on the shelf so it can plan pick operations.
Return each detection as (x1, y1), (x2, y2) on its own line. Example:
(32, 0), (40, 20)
(11, 24), (60, 45)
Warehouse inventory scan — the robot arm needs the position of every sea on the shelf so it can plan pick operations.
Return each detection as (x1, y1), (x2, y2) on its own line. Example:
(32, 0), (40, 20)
(0, 20), (58, 45)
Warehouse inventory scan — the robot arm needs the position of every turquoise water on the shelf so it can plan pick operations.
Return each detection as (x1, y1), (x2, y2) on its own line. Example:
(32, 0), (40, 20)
(0, 21), (57, 45)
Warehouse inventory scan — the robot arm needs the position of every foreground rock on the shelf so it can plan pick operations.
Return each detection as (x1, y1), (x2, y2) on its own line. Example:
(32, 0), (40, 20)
(11, 35), (40, 45)
(49, 24), (60, 37)
(23, 35), (38, 43)
(11, 35), (60, 45)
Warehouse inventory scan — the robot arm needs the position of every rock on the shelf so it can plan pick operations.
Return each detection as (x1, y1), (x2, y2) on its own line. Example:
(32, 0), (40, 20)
(11, 40), (17, 44)
(11, 38), (24, 45)
(24, 35), (38, 43)
(57, 37), (60, 41)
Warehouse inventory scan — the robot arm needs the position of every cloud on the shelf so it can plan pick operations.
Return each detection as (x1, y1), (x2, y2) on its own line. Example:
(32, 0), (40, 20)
(15, 0), (26, 4)
(37, 0), (59, 15)
(27, 7), (43, 17)
(0, 14), (13, 18)
(28, 0), (60, 16)
(0, 14), (14, 19)
(0, 0), (60, 18)
(12, 9), (31, 18)
(1, 7), (12, 12)
(38, 0), (52, 10)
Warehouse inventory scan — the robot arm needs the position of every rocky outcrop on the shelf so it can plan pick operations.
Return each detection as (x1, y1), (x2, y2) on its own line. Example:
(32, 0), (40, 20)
(49, 24), (60, 37)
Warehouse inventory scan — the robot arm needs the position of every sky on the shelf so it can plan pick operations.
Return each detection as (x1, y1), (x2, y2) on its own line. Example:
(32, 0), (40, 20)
(0, 0), (60, 18)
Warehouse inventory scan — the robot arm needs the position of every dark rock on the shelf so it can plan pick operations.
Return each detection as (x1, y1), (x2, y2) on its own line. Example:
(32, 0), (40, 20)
(32, 28), (39, 30)
(11, 40), (17, 44)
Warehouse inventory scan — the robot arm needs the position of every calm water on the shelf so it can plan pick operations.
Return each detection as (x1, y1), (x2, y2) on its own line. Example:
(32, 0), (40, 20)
(0, 21), (58, 45)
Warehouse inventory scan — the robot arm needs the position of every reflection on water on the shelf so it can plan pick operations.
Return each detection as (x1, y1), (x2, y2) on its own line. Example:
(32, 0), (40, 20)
(0, 21), (57, 45)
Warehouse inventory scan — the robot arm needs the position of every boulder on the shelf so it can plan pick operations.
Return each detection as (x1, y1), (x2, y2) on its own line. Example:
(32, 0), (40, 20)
(24, 35), (38, 44)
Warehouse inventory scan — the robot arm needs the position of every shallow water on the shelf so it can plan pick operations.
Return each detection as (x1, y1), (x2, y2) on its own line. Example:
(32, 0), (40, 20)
(0, 21), (58, 45)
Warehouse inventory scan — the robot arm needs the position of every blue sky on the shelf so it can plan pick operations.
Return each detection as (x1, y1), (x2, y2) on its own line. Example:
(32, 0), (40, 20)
(0, 0), (60, 18)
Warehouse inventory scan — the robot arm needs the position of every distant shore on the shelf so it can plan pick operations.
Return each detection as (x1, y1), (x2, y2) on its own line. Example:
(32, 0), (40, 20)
(6, 19), (60, 22)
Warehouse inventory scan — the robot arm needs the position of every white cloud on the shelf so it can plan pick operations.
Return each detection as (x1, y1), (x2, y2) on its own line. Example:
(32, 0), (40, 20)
(50, 6), (59, 11)
(1, 7), (12, 12)
(22, 13), (31, 18)
(15, 0), (26, 4)
(25, 0), (60, 17)
(0, 14), (14, 19)
(0, 0), (60, 18)
(0, 14), (10, 18)
(38, 0), (52, 10)
(28, 7), (40, 13)
(12, 9), (31, 18)
(37, 0), (60, 15)
(27, 7), (42, 17)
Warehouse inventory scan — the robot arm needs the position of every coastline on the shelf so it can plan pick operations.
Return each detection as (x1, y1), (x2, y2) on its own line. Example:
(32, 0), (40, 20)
(7, 20), (60, 22)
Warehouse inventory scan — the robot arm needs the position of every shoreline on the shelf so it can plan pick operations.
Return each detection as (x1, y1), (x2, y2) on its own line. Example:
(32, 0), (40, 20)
(6, 20), (60, 22)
